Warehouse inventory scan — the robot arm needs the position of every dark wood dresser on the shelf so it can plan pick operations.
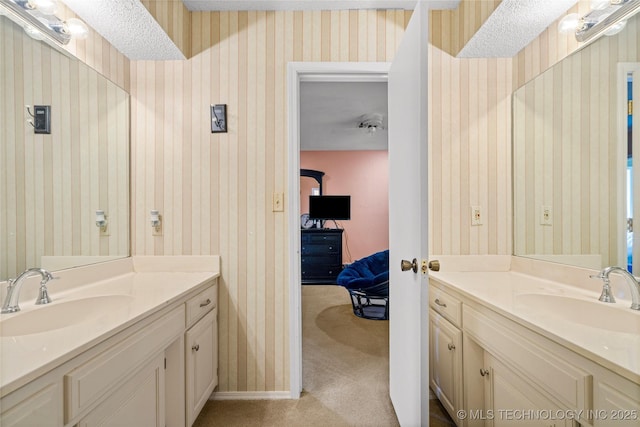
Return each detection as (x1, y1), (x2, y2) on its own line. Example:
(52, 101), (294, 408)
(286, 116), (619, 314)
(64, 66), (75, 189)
(301, 229), (344, 284)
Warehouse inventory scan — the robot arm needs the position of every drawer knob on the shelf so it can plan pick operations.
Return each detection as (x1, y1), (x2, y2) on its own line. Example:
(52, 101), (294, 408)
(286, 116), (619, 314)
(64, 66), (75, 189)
(199, 298), (212, 308)
(480, 368), (490, 377)
(192, 344), (200, 352)
(434, 298), (447, 308)
(447, 343), (456, 351)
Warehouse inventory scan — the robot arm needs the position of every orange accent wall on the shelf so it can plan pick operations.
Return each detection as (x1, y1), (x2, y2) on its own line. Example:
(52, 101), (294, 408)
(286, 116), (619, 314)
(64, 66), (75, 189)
(300, 151), (389, 263)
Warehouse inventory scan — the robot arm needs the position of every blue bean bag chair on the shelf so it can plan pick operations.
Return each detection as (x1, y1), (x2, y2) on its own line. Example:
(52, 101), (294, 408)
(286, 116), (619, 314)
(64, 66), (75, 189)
(337, 249), (389, 320)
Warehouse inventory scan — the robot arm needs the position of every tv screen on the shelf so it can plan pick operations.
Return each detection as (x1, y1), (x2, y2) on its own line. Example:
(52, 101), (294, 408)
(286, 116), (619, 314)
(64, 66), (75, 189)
(309, 195), (351, 220)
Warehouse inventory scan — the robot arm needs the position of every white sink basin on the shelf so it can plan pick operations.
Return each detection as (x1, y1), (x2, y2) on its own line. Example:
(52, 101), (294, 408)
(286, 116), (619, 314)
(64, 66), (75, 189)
(0, 295), (134, 337)
(516, 294), (640, 335)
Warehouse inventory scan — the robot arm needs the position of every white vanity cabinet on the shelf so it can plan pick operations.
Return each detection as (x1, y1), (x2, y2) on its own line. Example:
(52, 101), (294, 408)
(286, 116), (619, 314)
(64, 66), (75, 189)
(0, 277), (219, 427)
(185, 286), (219, 427)
(429, 277), (640, 427)
(429, 287), (463, 423)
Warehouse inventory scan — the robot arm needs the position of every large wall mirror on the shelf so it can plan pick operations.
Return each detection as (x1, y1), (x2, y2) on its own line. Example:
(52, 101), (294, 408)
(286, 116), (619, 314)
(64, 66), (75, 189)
(513, 13), (640, 271)
(0, 15), (130, 281)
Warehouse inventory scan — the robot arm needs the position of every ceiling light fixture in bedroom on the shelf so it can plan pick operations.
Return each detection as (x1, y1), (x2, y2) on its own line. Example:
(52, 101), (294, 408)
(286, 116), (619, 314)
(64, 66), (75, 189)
(358, 113), (385, 135)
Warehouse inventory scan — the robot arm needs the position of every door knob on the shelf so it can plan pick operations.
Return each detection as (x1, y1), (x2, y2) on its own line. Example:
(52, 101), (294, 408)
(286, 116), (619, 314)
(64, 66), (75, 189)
(428, 260), (440, 271)
(401, 258), (418, 273)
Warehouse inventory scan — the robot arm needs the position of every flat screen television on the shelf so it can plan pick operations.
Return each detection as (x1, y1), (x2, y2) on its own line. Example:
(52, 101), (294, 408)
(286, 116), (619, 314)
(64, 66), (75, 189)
(309, 195), (351, 220)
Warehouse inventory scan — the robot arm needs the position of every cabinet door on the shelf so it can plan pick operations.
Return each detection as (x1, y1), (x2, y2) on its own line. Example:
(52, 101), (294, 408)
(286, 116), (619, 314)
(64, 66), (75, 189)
(0, 381), (63, 427)
(186, 307), (218, 426)
(78, 354), (165, 427)
(429, 310), (462, 422)
(483, 353), (569, 427)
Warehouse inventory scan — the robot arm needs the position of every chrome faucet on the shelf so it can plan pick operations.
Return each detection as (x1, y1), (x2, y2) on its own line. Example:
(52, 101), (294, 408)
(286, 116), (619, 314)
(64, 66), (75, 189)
(1, 268), (55, 314)
(591, 266), (640, 311)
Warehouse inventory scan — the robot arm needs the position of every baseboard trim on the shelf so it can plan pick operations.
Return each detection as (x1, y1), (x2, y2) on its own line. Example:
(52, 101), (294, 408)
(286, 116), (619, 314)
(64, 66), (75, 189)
(211, 391), (293, 400)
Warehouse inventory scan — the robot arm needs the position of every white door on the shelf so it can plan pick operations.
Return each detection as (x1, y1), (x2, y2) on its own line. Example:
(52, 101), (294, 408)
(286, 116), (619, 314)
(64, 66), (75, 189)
(388, 1), (434, 425)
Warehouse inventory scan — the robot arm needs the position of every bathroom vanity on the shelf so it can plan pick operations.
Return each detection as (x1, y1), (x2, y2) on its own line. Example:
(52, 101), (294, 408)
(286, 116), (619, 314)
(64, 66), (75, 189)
(429, 256), (640, 427)
(0, 256), (219, 427)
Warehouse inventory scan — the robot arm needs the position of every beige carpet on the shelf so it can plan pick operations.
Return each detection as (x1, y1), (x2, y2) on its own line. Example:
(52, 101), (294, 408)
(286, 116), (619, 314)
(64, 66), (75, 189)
(193, 285), (454, 427)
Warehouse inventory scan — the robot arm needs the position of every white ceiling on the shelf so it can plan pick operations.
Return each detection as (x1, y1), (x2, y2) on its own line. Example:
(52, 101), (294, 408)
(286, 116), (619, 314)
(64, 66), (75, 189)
(300, 81), (388, 151)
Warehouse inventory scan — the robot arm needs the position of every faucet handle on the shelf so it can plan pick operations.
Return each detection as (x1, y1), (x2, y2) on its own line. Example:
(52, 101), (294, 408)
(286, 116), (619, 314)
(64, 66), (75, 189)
(598, 277), (616, 304)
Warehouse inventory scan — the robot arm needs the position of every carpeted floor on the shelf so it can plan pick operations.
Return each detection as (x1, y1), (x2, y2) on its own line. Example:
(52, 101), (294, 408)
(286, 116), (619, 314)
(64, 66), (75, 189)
(193, 284), (455, 426)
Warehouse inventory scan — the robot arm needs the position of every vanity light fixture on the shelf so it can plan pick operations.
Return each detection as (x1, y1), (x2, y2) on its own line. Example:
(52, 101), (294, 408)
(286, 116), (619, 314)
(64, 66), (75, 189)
(566, 0), (640, 43)
(95, 210), (107, 231)
(0, 0), (88, 45)
(150, 209), (161, 231)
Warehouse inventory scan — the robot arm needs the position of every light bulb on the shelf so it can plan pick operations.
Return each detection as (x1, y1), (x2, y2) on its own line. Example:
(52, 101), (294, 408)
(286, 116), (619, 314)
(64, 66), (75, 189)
(604, 19), (627, 35)
(591, 0), (611, 10)
(63, 18), (89, 39)
(28, 0), (58, 15)
(558, 13), (580, 34)
(24, 24), (45, 40)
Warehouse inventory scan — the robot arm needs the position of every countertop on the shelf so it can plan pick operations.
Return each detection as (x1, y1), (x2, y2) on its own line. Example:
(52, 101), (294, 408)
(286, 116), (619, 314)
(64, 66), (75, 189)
(430, 270), (640, 383)
(0, 264), (219, 397)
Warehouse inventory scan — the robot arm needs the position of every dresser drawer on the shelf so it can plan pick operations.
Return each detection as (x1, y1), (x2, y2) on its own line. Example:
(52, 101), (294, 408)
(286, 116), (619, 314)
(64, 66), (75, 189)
(429, 287), (462, 327)
(186, 283), (217, 328)
(301, 244), (340, 255)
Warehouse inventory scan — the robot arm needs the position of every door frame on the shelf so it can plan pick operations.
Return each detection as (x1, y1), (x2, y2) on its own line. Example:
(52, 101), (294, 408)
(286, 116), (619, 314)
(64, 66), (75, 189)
(286, 62), (390, 397)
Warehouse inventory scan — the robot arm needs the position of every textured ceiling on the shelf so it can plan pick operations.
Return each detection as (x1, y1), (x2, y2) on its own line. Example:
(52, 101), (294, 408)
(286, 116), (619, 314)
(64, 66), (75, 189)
(458, 0), (579, 57)
(61, 0), (185, 60)
(300, 82), (388, 151)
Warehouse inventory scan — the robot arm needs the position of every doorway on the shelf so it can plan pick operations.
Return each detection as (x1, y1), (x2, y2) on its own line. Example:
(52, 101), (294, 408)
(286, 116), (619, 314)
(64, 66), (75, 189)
(286, 62), (391, 397)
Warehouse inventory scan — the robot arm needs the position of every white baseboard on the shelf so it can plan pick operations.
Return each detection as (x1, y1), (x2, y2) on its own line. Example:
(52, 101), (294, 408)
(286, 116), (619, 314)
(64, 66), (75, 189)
(211, 391), (293, 401)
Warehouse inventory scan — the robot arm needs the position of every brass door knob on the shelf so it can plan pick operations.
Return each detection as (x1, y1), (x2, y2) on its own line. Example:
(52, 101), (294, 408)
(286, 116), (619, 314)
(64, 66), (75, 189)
(428, 260), (440, 271)
(401, 258), (418, 273)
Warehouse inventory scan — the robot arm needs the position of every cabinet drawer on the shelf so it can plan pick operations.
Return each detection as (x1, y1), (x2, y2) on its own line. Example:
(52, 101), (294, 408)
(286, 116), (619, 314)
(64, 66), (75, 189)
(429, 287), (462, 327)
(64, 306), (185, 422)
(186, 284), (217, 328)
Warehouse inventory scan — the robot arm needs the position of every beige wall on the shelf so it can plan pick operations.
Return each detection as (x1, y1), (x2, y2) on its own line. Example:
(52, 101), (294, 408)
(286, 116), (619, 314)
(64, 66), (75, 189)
(428, 36), (513, 257)
(130, 9), (410, 393)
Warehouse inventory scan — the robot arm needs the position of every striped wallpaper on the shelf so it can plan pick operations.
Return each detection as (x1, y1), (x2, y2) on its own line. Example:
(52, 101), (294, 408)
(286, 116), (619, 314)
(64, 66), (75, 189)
(430, 0), (501, 57)
(0, 16), (130, 281)
(513, 12), (640, 268)
(428, 19), (513, 257)
(130, 9), (410, 393)
(141, 0), (191, 58)
(57, 3), (131, 91)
